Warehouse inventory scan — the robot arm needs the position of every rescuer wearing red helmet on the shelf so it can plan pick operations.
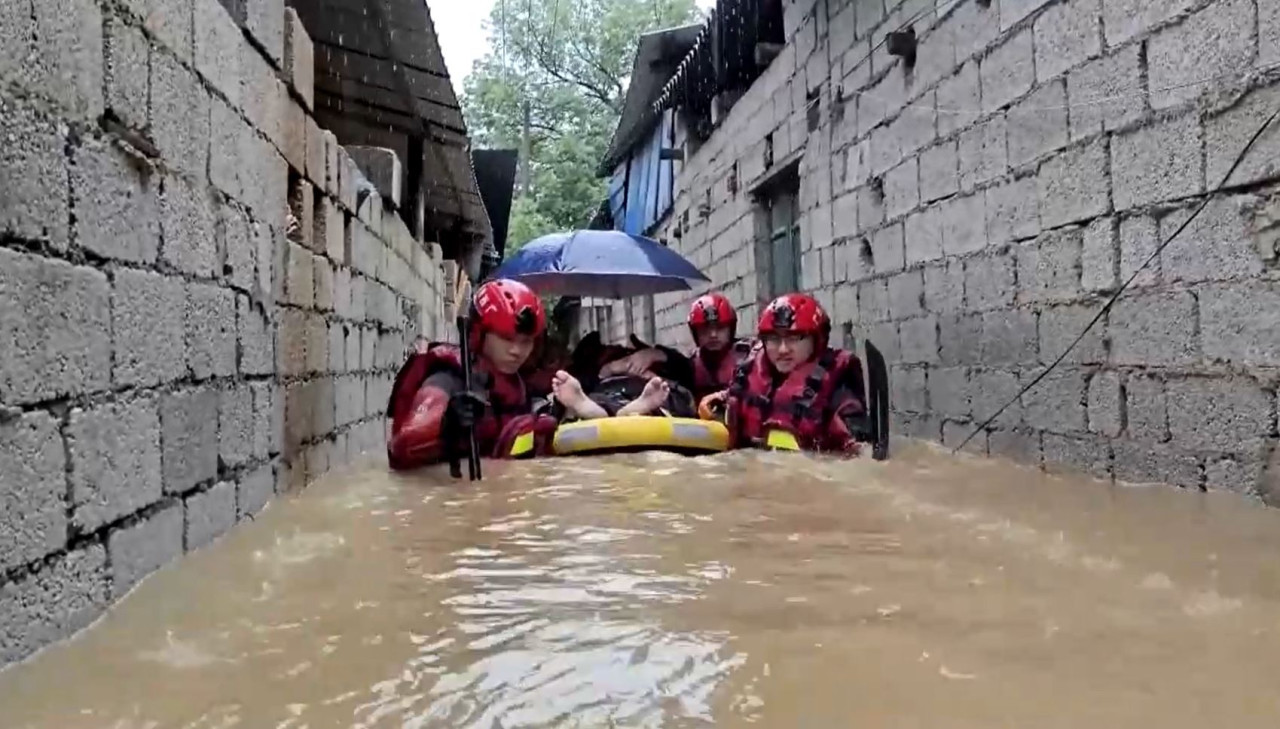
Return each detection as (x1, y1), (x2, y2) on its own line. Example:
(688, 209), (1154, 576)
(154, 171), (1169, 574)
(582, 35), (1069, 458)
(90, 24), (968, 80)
(599, 291), (753, 401)
(385, 279), (558, 470)
(702, 292), (873, 455)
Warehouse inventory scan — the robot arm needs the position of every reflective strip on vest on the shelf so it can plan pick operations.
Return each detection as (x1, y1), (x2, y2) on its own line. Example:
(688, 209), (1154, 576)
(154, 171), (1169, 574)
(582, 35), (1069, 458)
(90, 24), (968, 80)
(765, 429), (801, 451)
(509, 431), (535, 457)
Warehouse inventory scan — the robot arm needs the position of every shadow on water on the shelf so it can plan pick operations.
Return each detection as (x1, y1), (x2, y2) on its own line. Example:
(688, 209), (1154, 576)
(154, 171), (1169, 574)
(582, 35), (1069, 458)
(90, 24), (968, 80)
(4, 441), (1280, 727)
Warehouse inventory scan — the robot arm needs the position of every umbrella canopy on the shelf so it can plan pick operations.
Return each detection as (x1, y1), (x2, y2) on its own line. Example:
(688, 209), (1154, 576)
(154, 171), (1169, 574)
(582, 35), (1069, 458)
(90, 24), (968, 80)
(486, 230), (710, 299)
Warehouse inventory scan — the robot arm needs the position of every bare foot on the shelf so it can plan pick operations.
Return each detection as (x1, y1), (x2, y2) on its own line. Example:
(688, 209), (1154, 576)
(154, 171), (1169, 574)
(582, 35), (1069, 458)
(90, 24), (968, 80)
(619, 377), (669, 416)
(551, 370), (588, 410)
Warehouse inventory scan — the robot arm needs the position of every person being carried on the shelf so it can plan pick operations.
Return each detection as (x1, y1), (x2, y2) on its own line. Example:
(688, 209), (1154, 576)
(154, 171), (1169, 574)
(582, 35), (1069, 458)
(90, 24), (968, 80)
(385, 279), (557, 469)
(702, 293), (874, 456)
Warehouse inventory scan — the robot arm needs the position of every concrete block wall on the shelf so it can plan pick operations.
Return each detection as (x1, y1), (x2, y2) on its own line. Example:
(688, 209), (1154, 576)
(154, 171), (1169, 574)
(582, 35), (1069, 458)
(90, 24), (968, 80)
(0, 0), (448, 666)
(629, 0), (1280, 497)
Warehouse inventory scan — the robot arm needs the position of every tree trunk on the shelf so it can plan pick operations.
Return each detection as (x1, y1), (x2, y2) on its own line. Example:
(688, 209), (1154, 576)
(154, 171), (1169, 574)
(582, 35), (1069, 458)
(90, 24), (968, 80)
(518, 100), (532, 195)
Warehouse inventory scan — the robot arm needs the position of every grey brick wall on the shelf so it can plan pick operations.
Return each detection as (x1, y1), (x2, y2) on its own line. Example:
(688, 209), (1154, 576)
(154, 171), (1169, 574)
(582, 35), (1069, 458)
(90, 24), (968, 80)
(620, 0), (1280, 497)
(0, 0), (448, 666)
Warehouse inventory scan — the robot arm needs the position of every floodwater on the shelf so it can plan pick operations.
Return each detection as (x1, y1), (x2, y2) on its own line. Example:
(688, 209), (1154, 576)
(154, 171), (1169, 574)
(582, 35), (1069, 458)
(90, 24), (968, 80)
(4, 442), (1280, 728)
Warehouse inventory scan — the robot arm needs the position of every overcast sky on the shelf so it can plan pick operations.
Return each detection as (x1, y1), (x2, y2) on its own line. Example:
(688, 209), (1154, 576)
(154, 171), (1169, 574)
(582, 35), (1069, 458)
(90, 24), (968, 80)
(433, 0), (718, 94)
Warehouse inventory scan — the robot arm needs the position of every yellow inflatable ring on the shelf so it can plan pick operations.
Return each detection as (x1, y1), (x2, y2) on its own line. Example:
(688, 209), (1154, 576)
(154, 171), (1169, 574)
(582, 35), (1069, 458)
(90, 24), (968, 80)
(552, 416), (731, 456)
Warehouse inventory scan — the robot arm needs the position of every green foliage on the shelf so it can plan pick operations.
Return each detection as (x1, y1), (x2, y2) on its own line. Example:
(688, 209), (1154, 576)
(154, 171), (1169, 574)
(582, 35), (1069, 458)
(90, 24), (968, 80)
(461, 0), (702, 256)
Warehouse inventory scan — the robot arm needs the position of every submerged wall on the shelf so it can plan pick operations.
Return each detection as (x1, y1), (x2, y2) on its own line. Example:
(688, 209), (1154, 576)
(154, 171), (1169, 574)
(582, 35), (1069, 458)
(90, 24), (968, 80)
(618, 0), (1280, 496)
(0, 0), (449, 665)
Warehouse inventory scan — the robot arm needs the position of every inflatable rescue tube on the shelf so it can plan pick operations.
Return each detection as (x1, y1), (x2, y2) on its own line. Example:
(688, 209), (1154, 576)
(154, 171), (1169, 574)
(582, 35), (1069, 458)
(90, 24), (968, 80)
(552, 417), (730, 456)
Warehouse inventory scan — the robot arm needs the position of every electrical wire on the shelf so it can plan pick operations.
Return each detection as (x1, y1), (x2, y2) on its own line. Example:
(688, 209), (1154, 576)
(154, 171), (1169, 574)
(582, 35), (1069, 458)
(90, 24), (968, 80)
(954, 103), (1280, 452)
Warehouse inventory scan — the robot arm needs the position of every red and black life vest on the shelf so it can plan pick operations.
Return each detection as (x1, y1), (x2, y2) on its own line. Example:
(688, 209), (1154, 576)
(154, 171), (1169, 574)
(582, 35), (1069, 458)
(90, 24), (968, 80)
(725, 347), (860, 451)
(387, 342), (550, 462)
(691, 339), (756, 397)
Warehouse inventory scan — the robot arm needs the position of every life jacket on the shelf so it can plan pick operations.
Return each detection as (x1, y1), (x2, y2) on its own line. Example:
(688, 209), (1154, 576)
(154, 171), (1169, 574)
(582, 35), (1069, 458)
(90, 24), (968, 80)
(386, 342), (554, 466)
(726, 347), (862, 452)
(691, 339), (755, 397)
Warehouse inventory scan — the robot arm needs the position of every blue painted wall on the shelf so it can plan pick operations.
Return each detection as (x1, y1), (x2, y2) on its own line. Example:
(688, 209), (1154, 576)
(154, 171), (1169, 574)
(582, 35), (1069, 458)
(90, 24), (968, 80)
(608, 110), (676, 237)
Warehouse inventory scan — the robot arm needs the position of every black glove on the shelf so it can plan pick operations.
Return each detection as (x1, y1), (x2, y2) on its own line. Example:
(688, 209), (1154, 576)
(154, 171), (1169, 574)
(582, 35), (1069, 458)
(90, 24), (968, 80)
(446, 391), (486, 429)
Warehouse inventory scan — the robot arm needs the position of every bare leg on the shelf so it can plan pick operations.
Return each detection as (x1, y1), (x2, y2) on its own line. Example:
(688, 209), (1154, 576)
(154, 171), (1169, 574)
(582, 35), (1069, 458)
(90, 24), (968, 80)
(551, 370), (609, 420)
(618, 377), (669, 416)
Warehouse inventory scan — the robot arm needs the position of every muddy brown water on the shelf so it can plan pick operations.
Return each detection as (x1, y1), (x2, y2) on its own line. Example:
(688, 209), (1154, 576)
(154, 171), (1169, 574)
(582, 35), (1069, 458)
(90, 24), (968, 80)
(4, 441), (1280, 727)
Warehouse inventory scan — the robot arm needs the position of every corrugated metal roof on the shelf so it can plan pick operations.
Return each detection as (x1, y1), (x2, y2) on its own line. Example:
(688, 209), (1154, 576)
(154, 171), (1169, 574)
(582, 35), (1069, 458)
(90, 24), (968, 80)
(291, 0), (494, 257)
(596, 24), (702, 176)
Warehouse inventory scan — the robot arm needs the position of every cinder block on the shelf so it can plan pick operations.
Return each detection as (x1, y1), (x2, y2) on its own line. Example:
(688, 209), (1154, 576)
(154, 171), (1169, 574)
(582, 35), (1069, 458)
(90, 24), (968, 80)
(245, 0), (284, 66)
(970, 368), (1024, 428)
(887, 270), (925, 320)
(30, 0), (103, 120)
(964, 252), (1015, 311)
(943, 420), (989, 455)
(281, 96), (307, 172)
(1068, 45), (1142, 140)
(0, 97), (70, 248)
(929, 367), (971, 418)
(1102, 0), (1194, 47)
(980, 308), (1039, 366)
(1039, 142), (1109, 232)
(107, 502), (183, 597)
(210, 98), (246, 201)
(1148, 0), (1254, 110)
(1263, 0), (1280, 67)
(151, 51), (210, 178)
(240, 42), (281, 143)
(347, 146), (404, 209)
(1016, 229), (1082, 304)
(891, 365), (928, 413)
(881, 159), (917, 221)
(333, 266), (352, 319)
(1205, 453), (1266, 496)
(306, 312), (329, 374)
(238, 464), (275, 519)
(1159, 196), (1263, 284)
(305, 115), (326, 185)
(328, 322), (346, 373)
(1205, 82), (1280, 189)
(1167, 377), (1272, 453)
(939, 313), (983, 366)
(161, 387), (220, 495)
(937, 61), (981, 137)
(322, 130), (341, 195)
(1033, 0), (1102, 82)
(218, 383), (254, 468)
(1001, 0), (1053, 31)
(981, 30), (1034, 113)
(312, 376), (336, 437)
(899, 316), (940, 364)
(237, 295), (275, 376)
(1008, 80), (1069, 169)
(283, 7), (314, 110)
(0, 412), (67, 573)
(284, 239), (315, 307)
(195, 0), (242, 108)
(68, 397), (163, 533)
(185, 481), (237, 550)
(958, 114), (1007, 190)
(160, 175), (219, 276)
(112, 267), (186, 389)
(1081, 216), (1117, 292)
(104, 16), (148, 129)
(940, 192), (986, 255)
(1125, 373), (1167, 442)
(919, 141), (958, 203)
(314, 256), (334, 311)
(0, 0), (30, 79)
(337, 375), (364, 426)
(1118, 213), (1159, 287)
(0, 249), (111, 404)
(187, 283), (238, 380)
(1200, 281), (1280, 367)
(361, 326), (378, 371)
(344, 324), (362, 370)
(315, 195), (344, 263)
(1087, 370), (1122, 437)
(135, 0), (194, 60)
(250, 382), (275, 458)
(989, 428), (1043, 465)
(1043, 433), (1112, 481)
(1110, 290), (1198, 366)
(0, 545), (107, 665)
(283, 381), (314, 453)
(923, 260), (964, 314)
(72, 140), (160, 263)
(985, 175), (1040, 244)
(1022, 367), (1088, 433)
(276, 307), (308, 377)
(1114, 440), (1200, 488)
(1111, 114), (1203, 211)
(1039, 302), (1107, 364)
(220, 203), (255, 292)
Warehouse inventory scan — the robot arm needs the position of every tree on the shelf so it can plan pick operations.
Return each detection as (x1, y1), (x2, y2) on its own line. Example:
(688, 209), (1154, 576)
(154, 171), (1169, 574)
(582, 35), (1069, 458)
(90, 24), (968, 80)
(461, 0), (702, 255)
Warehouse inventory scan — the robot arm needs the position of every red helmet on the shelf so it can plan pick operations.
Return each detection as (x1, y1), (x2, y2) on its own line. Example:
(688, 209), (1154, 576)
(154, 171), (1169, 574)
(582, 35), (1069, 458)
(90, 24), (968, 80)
(471, 279), (546, 347)
(758, 293), (830, 351)
(687, 292), (737, 339)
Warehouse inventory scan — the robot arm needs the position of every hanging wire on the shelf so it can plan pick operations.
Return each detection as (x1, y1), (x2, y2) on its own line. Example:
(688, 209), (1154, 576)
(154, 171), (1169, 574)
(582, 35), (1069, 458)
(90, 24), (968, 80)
(954, 102), (1280, 452)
